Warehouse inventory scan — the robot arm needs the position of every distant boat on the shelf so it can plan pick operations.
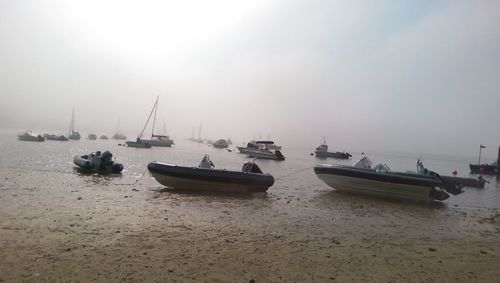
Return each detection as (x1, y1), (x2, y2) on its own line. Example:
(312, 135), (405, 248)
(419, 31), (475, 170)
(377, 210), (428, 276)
(112, 133), (127, 140)
(112, 117), (127, 140)
(314, 138), (351, 159)
(469, 144), (497, 174)
(148, 155), (275, 192)
(469, 163), (497, 174)
(100, 135), (109, 140)
(88, 134), (97, 140)
(126, 96), (174, 148)
(18, 131), (44, 142)
(246, 148), (285, 161)
(237, 141), (281, 154)
(68, 108), (81, 140)
(213, 139), (229, 148)
(188, 123), (204, 143)
(43, 134), (68, 141)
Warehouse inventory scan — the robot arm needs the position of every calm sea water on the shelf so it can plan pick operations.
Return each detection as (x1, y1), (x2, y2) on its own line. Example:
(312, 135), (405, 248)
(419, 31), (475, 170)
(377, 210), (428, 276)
(1, 128), (498, 211)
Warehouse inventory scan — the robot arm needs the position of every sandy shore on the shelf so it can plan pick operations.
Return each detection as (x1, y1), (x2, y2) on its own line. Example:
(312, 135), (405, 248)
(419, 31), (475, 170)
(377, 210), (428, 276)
(1, 169), (499, 282)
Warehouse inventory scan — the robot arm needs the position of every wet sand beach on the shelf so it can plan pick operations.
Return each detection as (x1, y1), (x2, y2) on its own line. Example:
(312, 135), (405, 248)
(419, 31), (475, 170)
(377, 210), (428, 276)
(1, 165), (499, 282)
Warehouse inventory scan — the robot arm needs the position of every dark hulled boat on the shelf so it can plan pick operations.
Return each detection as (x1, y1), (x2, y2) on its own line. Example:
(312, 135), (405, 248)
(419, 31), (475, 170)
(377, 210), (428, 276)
(148, 155), (275, 192)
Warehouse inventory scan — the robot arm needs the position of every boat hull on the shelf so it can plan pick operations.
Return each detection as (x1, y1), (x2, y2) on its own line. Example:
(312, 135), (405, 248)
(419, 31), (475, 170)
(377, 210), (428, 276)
(125, 141), (152, 148)
(469, 164), (497, 174)
(315, 151), (351, 159)
(148, 162), (274, 192)
(18, 134), (44, 142)
(44, 134), (68, 141)
(245, 149), (285, 160)
(314, 165), (448, 201)
(140, 139), (173, 147)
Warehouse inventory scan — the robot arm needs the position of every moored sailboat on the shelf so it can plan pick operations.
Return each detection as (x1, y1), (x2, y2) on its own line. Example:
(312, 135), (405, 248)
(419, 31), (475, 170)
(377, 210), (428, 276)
(68, 108), (81, 140)
(126, 96), (173, 148)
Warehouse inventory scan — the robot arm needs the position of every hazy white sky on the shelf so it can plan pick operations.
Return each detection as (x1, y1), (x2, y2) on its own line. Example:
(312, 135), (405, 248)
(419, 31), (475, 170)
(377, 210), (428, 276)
(1, 0), (499, 156)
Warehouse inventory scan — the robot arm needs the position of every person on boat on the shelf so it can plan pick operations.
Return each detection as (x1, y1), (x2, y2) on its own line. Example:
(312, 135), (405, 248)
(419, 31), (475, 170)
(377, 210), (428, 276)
(90, 151), (102, 171)
(199, 155), (215, 169)
(100, 151), (113, 170)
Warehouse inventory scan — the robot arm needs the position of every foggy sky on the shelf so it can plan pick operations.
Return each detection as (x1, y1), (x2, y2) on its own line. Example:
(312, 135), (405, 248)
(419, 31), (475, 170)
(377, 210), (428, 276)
(1, 0), (499, 157)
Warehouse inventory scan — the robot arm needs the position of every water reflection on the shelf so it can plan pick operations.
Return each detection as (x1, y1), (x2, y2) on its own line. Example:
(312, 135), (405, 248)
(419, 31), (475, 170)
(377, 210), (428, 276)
(73, 167), (123, 185)
(150, 186), (269, 200)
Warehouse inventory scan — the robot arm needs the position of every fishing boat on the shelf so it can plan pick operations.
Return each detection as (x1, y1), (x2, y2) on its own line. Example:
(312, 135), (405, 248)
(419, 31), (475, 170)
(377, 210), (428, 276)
(469, 144), (497, 174)
(237, 141), (281, 153)
(73, 151), (124, 174)
(43, 134), (68, 141)
(126, 96), (174, 148)
(18, 131), (44, 142)
(68, 108), (81, 140)
(314, 156), (462, 201)
(212, 139), (229, 148)
(88, 134), (97, 140)
(469, 163), (497, 174)
(314, 138), (351, 159)
(148, 155), (275, 192)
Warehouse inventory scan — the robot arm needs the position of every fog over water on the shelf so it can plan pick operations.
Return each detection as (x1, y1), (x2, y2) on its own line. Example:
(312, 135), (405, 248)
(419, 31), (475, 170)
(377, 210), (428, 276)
(1, 0), (499, 157)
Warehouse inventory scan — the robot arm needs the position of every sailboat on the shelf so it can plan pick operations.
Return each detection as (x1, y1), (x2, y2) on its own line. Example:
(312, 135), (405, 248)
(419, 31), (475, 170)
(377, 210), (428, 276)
(125, 96), (174, 148)
(112, 117), (127, 140)
(68, 108), (81, 140)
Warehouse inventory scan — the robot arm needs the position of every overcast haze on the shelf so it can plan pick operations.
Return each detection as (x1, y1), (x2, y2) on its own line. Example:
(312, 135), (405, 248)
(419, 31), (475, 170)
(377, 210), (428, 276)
(1, 0), (499, 157)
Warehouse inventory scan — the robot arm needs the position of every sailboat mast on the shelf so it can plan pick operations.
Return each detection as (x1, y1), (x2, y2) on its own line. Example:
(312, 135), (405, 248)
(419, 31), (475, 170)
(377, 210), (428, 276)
(116, 116), (120, 132)
(198, 122), (202, 140)
(151, 96), (159, 138)
(69, 108), (75, 136)
(139, 97), (158, 138)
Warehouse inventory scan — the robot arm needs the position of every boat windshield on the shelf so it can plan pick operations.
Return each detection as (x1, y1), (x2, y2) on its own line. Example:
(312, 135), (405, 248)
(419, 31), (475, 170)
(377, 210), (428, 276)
(353, 156), (373, 169)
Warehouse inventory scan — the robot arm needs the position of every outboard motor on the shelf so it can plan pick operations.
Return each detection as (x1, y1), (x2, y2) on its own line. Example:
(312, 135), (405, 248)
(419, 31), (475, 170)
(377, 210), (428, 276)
(242, 161), (263, 173)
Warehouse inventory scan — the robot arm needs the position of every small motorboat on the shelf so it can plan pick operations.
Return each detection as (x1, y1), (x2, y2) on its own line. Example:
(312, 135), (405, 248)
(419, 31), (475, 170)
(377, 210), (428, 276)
(112, 133), (127, 140)
(148, 155), (275, 192)
(44, 134), (69, 141)
(314, 156), (462, 201)
(88, 134), (97, 140)
(100, 135), (109, 140)
(18, 131), (45, 142)
(245, 148), (285, 161)
(73, 151), (124, 173)
(212, 139), (229, 148)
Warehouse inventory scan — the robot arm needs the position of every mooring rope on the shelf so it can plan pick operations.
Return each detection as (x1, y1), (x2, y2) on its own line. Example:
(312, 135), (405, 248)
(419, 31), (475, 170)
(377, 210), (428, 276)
(118, 167), (150, 186)
(275, 166), (315, 181)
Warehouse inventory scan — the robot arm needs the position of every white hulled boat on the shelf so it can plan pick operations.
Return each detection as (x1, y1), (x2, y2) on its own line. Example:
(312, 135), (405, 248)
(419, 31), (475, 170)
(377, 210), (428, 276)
(314, 156), (462, 201)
